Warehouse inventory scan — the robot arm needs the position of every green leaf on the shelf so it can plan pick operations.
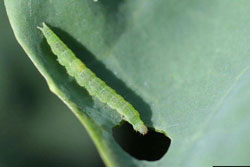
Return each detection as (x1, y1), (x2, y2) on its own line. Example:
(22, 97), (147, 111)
(4, 0), (250, 166)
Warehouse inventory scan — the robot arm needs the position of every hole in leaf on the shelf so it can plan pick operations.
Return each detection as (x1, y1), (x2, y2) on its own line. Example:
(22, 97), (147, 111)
(112, 122), (171, 161)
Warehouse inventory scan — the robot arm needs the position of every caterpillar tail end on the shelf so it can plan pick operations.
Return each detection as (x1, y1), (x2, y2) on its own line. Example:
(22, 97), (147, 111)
(37, 22), (47, 31)
(37, 26), (43, 31)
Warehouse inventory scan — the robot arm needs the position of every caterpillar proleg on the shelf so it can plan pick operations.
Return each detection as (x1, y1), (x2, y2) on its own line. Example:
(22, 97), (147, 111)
(38, 23), (148, 135)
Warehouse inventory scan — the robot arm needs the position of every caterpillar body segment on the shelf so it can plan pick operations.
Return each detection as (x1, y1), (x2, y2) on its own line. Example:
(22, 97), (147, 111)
(38, 23), (148, 135)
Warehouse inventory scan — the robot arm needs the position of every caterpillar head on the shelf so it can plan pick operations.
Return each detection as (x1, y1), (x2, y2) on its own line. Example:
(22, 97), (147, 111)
(134, 121), (148, 135)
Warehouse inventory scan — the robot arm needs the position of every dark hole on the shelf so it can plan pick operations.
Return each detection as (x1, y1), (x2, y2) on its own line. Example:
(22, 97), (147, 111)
(112, 122), (171, 161)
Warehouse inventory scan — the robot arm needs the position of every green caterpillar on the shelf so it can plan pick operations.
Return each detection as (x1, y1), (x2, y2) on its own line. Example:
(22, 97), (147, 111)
(38, 23), (148, 135)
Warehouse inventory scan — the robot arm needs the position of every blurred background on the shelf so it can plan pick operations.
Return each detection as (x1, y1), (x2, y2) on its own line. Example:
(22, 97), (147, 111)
(0, 2), (104, 167)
